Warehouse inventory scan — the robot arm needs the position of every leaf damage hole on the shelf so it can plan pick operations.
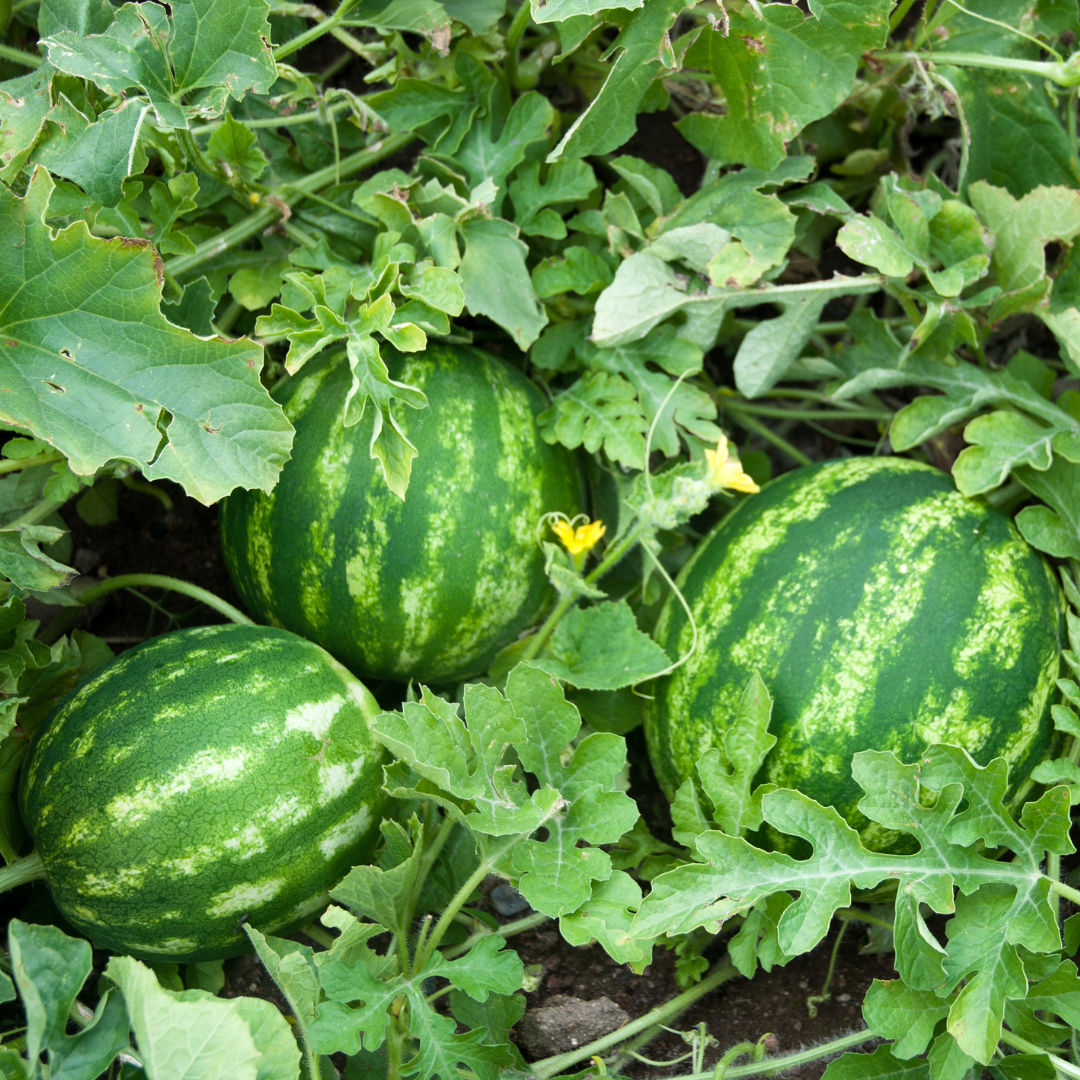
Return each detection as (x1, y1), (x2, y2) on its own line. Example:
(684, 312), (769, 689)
(43, 381), (65, 393)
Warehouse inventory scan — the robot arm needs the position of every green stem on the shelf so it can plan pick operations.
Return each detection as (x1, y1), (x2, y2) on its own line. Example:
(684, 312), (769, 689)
(836, 906), (894, 932)
(888, 0), (920, 32)
(441, 910), (550, 961)
(725, 411), (813, 467)
(0, 452), (64, 476)
(1001, 1031), (1080, 1079)
(654, 1030), (876, 1080)
(1050, 878), (1080, 907)
(503, 1), (533, 91)
(273, 0), (358, 61)
(166, 132), (416, 279)
(723, 404), (892, 422)
(0, 850), (45, 892)
(532, 959), (738, 1080)
(520, 520), (649, 663)
(8, 499), (63, 529)
(874, 50), (1080, 88)
(0, 42), (41, 67)
(806, 919), (848, 1017)
(79, 574), (251, 624)
(414, 847), (510, 970)
(40, 574), (252, 647)
(191, 99), (354, 135)
(404, 815), (457, 938)
(520, 594), (575, 662)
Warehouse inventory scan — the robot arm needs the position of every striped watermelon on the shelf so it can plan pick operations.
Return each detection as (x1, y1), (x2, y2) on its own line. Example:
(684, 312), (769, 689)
(645, 456), (1063, 850)
(220, 344), (585, 684)
(19, 624), (387, 962)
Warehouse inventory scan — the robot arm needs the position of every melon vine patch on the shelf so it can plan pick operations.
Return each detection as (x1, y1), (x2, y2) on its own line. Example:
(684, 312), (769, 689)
(0, 2), (1079, 1080)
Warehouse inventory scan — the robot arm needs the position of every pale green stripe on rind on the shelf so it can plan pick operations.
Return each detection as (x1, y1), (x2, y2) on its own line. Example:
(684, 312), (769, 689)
(646, 457), (1062, 850)
(21, 624), (387, 962)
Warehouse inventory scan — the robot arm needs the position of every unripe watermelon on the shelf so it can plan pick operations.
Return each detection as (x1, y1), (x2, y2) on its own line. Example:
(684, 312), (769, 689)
(20, 624), (387, 962)
(220, 344), (585, 684)
(645, 457), (1063, 849)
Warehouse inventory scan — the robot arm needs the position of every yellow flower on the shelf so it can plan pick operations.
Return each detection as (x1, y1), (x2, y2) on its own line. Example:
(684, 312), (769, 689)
(552, 518), (606, 556)
(705, 435), (760, 494)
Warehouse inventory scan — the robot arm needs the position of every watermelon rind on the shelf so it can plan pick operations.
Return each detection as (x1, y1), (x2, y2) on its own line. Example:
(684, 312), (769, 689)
(220, 344), (585, 684)
(645, 456), (1064, 850)
(20, 624), (388, 962)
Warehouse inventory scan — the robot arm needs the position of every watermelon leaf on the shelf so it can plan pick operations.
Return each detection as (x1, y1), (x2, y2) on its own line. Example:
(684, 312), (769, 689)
(559, 871), (652, 972)
(373, 664), (639, 918)
(309, 936), (522, 1079)
(106, 953), (263, 1080)
(671, 672), (777, 847)
(632, 745), (1074, 1066)
(820, 1044), (930, 1080)
(0, 169), (293, 504)
(538, 370), (649, 470)
(330, 819), (426, 940)
(531, 599), (672, 690)
(676, 0), (892, 171)
(9, 919), (131, 1080)
(43, 0), (276, 131)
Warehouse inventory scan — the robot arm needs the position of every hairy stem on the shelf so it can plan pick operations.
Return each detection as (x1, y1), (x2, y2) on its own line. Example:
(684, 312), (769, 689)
(0, 452), (64, 477)
(503, 1), (533, 91)
(532, 959), (739, 1079)
(1001, 1031), (1080, 1079)
(875, 50), (1080, 88)
(0, 42), (41, 67)
(520, 521), (649, 662)
(166, 132), (416, 280)
(40, 574), (253, 646)
(413, 844), (512, 970)
(664, 1029), (877, 1080)
(1050, 878), (1080, 908)
(440, 910), (550, 961)
(273, 0), (359, 62)
(723, 403), (893, 423)
(0, 851), (46, 892)
(725, 410), (813, 467)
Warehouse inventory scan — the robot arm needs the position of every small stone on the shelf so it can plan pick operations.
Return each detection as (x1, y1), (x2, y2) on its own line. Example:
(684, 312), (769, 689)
(491, 884), (531, 916)
(837, 993), (851, 1003)
(516, 996), (630, 1059)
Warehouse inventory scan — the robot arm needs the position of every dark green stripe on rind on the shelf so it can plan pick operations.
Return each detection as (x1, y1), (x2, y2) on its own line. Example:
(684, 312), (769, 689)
(645, 457), (1063, 849)
(20, 624), (387, 962)
(220, 344), (586, 684)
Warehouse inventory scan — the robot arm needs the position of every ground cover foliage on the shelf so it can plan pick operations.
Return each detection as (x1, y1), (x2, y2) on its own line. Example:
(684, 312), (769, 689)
(2, 0), (1080, 1077)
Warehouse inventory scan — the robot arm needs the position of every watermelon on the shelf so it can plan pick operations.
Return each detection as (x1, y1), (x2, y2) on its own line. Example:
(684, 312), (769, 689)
(644, 456), (1063, 849)
(220, 344), (585, 685)
(19, 624), (387, 962)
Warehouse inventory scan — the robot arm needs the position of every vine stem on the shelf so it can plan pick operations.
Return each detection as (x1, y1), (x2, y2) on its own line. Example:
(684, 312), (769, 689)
(40, 574), (252, 646)
(722, 404), (892, 423)
(1050, 878), (1080, 908)
(440, 910), (550, 961)
(531, 959), (739, 1079)
(1001, 1031), (1080, 1079)
(647, 1029), (877, 1080)
(0, 850), (45, 892)
(503, 1), (533, 91)
(0, 42), (41, 67)
(273, 0), (359, 62)
(520, 521), (649, 663)
(412, 836), (517, 972)
(166, 132), (416, 280)
(0, 452), (65, 477)
(873, 50), (1080, 88)
(725, 409), (813, 467)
